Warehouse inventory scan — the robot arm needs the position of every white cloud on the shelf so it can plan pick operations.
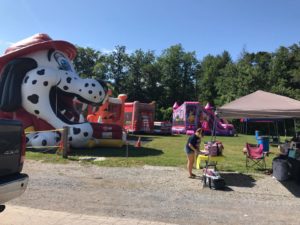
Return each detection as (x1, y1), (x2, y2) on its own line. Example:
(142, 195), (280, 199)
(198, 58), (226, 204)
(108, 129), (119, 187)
(78, 44), (134, 55)
(100, 48), (115, 54)
(100, 48), (134, 55)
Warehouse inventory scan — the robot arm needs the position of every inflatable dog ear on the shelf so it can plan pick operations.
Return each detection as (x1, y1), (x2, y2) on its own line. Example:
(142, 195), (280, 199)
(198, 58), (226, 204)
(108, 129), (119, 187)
(97, 79), (108, 95)
(0, 58), (37, 111)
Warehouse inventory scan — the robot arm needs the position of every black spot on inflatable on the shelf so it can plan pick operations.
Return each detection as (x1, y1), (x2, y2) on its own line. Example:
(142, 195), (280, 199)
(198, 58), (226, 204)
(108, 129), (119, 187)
(32, 80), (37, 85)
(83, 132), (88, 137)
(66, 77), (72, 83)
(37, 69), (45, 75)
(27, 94), (39, 104)
(42, 139), (47, 146)
(24, 76), (29, 83)
(73, 127), (81, 135)
(63, 86), (69, 90)
(43, 81), (48, 86)
(69, 137), (73, 141)
(34, 110), (40, 114)
(88, 90), (93, 94)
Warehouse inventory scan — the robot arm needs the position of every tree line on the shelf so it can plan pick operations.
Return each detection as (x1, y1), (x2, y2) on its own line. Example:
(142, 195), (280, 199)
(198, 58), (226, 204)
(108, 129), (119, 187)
(73, 43), (300, 121)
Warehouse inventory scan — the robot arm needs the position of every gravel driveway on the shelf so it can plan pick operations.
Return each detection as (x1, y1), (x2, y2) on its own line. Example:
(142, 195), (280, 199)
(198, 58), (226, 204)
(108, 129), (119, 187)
(8, 160), (300, 225)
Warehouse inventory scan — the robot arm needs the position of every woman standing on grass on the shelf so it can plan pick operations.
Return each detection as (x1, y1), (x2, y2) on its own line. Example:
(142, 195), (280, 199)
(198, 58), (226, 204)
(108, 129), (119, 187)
(184, 128), (203, 178)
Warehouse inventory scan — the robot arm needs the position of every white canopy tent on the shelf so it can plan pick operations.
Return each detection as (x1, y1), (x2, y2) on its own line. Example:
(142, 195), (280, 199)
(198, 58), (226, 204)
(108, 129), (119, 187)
(217, 90), (300, 119)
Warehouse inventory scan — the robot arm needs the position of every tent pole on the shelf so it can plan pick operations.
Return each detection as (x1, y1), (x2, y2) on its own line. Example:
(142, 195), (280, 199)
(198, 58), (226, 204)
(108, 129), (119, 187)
(211, 110), (217, 142)
(276, 120), (279, 143)
(294, 119), (297, 136)
(211, 115), (215, 141)
(242, 121), (244, 134)
(284, 119), (287, 140)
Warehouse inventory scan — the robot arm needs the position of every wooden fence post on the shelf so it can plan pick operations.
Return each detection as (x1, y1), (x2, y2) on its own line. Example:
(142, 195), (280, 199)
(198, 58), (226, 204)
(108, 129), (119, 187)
(62, 126), (69, 159)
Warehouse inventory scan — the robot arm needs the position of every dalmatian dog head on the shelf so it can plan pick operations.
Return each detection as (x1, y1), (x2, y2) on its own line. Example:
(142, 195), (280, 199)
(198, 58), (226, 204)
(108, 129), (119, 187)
(0, 34), (108, 147)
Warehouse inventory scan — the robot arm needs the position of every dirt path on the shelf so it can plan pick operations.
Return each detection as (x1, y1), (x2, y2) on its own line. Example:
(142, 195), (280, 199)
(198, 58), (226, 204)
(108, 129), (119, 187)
(5, 160), (300, 225)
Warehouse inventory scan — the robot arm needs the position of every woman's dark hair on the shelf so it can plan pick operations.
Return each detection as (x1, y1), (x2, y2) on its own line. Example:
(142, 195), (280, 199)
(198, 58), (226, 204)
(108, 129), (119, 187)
(196, 128), (202, 133)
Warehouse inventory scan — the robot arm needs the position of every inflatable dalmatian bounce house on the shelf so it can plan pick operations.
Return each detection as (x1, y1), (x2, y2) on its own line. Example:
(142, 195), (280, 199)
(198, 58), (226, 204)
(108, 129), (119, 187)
(0, 33), (116, 148)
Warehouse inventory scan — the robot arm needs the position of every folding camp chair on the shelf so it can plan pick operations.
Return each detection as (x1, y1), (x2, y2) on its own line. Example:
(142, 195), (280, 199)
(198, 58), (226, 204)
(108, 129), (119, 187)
(244, 143), (266, 170)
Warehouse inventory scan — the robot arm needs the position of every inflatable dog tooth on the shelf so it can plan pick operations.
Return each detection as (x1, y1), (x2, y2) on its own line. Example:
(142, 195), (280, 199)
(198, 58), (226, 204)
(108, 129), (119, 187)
(0, 33), (108, 148)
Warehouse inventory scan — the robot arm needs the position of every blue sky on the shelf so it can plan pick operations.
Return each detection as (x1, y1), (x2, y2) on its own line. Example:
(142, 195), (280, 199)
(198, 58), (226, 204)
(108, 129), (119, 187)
(0, 0), (299, 61)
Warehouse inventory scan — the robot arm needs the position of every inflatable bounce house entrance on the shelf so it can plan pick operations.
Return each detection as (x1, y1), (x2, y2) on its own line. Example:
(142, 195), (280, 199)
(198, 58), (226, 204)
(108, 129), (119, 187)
(87, 91), (127, 127)
(124, 101), (155, 133)
(172, 102), (202, 135)
(86, 91), (127, 147)
(201, 103), (235, 136)
(172, 102), (235, 136)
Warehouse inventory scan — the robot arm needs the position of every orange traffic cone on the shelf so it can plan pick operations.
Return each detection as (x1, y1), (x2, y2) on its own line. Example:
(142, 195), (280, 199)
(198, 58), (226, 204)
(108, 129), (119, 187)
(135, 136), (141, 148)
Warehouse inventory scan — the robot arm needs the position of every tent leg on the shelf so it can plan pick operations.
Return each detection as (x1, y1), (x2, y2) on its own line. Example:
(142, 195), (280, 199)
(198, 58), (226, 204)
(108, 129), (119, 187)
(294, 119), (298, 136)
(284, 120), (287, 140)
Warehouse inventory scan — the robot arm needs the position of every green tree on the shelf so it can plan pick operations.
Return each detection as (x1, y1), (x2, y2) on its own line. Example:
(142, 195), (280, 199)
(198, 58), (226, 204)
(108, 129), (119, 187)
(126, 49), (157, 101)
(269, 46), (295, 98)
(92, 54), (109, 80)
(196, 51), (232, 106)
(73, 46), (103, 78)
(72, 40), (300, 114)
(158, 44), (198, 107)
(215, 62), (239, 105)
(106, 46), (129, 94)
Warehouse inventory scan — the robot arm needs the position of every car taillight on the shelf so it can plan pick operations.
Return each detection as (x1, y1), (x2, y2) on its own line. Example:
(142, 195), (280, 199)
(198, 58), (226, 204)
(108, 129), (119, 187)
(20, 131), (26, 164)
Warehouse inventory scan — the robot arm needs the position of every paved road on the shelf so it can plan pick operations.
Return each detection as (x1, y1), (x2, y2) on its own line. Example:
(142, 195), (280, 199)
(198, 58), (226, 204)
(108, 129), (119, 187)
(1, 205), (178, 225)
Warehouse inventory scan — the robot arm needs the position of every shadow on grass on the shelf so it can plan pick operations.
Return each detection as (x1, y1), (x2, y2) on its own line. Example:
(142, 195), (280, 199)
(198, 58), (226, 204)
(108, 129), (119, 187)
(26, 145), (163, 157)
(70, 145), (163, 158)
(127, 135), (154, 141)
(26, 134), (163, 158)
(127, 134), (180, 141)
(26, 147), (57, 154)
(126, 135), (154, 146)
(26, 143), (163, 158)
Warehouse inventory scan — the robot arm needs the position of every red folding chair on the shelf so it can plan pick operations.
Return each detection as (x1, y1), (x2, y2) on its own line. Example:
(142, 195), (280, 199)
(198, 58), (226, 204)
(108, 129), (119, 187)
(245, 143), (266, 170)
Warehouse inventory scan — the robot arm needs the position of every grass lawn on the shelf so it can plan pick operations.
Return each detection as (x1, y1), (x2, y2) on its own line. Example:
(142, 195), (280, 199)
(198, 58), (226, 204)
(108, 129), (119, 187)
(26, 134), (281, 173)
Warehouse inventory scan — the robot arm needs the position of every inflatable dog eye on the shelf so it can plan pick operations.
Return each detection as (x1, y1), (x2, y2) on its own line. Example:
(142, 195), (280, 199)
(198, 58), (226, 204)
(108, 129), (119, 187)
(0, 34), (108, 148)
(54, 52), (73, 71)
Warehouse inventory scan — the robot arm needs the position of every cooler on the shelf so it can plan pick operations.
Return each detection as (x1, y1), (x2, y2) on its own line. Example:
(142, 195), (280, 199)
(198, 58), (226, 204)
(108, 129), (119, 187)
(255, 130), (260, 140)
(257, 136), (269, 152)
